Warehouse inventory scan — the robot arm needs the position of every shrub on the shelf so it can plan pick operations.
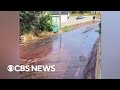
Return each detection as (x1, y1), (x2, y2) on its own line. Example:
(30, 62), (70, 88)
(20, 11), (37, 34)
(39, 13), (52, 32)
(20, 11), (52, 36)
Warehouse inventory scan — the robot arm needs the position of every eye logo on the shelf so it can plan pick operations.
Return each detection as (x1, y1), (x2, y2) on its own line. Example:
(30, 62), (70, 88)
(7, 65), (14, 72)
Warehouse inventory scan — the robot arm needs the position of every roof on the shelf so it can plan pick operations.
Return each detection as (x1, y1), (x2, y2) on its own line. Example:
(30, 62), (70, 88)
(50, 11), (69, 15)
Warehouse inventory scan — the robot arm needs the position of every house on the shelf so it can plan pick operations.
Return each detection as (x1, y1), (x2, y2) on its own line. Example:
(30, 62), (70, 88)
(50, 11), (69, 27)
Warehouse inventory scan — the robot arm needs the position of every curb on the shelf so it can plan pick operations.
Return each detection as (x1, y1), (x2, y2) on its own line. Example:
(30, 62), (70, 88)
(95, 35), (101, 79)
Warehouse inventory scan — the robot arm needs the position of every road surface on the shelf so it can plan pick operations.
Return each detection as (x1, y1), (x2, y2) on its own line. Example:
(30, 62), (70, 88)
(60, 16), (98, 28)
(20, 22), (100, 79)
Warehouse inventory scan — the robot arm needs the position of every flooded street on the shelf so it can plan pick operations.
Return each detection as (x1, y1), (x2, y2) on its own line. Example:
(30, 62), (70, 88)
(20, 23), (100, 79)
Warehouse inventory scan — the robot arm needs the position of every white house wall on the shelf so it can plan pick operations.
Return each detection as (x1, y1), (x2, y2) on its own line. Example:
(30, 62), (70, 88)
(61, 15), (68, 23)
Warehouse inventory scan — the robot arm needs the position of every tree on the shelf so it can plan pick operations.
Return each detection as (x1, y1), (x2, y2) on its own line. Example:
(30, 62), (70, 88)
(39, 12), (52, 32)
(20, 11), (52, 36)
(20, 11), (40, 35)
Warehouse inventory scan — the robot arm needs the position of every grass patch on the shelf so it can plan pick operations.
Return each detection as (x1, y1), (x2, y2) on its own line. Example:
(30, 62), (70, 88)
(39, 31), (53, 37)
(61, 26), (71, 32)
(70, 13), (92, 17)
(20, 33), (39, 43)
(20, 31), (54, 44)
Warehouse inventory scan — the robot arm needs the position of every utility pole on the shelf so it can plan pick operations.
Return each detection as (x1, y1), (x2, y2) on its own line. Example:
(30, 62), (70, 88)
(58, 11), (62, 61)
(59, 11), (61, 28)
(59, 11), (62, 54)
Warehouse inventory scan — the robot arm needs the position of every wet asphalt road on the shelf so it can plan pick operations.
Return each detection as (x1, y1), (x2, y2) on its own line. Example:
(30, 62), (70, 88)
(20, 23), (99, 79)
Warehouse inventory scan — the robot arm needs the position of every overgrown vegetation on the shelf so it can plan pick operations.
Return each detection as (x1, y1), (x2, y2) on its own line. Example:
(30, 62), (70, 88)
(20, 11), (52, 36)
(20, 11), (53, 43)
